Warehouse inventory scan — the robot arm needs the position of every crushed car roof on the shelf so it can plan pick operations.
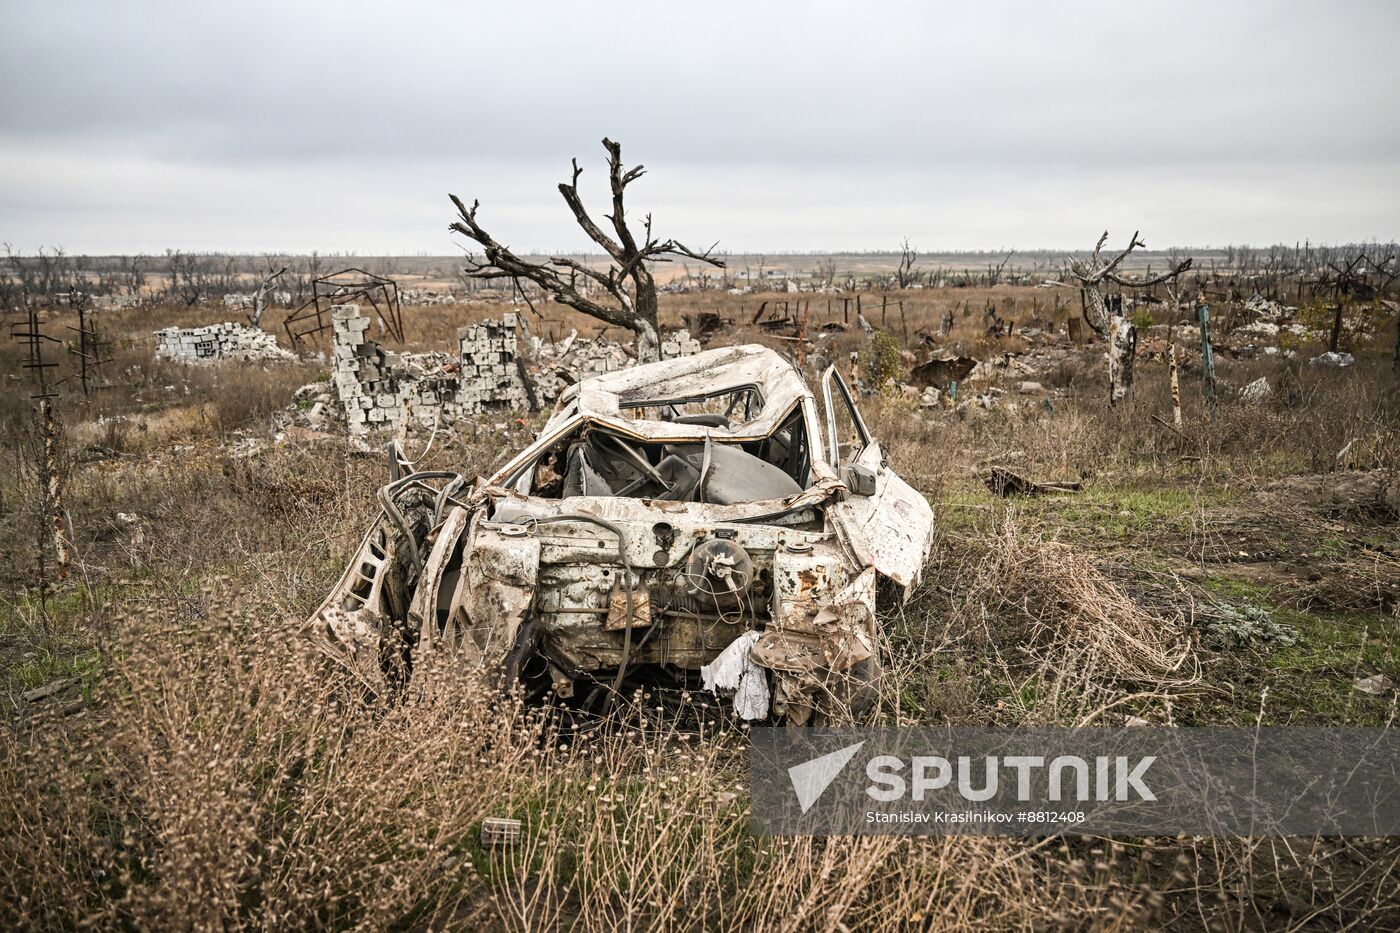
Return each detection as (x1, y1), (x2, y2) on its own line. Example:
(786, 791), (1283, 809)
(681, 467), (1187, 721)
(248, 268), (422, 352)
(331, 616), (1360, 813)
(560, 344), (812, 439)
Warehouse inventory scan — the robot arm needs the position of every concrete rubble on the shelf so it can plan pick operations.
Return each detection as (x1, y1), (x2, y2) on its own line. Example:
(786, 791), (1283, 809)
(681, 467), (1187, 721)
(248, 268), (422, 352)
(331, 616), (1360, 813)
(1310, 351), (1356, 368)
(224, 291), (291, 312)
(1239, 376), (1272, 402)
(155, 322), (297, 364)
(329, 304), (701, 435)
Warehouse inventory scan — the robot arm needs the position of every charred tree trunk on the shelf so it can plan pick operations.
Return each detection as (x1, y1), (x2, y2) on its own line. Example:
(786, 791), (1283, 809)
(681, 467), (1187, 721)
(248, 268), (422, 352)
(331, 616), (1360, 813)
(631, 271), (662, 362)
(1067, 231), (1192, 408)
(1105, 297), (1137, 406)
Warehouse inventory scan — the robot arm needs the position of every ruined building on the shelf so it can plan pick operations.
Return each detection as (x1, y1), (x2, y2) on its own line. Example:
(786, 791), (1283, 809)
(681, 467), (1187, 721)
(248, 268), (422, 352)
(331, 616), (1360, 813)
(330, 304), (700, 434)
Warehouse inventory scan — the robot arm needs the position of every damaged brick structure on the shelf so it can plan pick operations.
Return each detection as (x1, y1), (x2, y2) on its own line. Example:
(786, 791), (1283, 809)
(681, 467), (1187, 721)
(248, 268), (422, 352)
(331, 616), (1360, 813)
(330, 304), (700, 434)
(155, 322), (297, 364)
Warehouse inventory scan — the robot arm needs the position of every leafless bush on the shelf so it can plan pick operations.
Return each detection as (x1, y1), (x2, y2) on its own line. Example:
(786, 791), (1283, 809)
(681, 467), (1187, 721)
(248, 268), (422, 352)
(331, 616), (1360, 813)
(889, 512), (1195, 727)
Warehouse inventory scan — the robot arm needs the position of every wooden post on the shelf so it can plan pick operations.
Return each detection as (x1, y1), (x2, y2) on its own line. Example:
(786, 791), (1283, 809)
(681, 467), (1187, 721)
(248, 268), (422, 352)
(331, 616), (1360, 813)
(795, 301), (809, 368)
(1168, 333), (1183, 427)
(881, 294), (888, 327)
(1329, 301), (1344, 353)
(1106, 312), (1136, 406)
(899, 300), (908, 343)
(1198, 294), (1217, 417)
(38, 399), (69, 582)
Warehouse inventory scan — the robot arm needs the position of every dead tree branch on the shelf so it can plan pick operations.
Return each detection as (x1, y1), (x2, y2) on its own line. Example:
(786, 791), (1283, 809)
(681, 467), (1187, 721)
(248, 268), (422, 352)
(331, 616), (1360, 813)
(1066, 231), (1193, 406)
(449, 138), (723, 362)
(247, 266), (288, 327)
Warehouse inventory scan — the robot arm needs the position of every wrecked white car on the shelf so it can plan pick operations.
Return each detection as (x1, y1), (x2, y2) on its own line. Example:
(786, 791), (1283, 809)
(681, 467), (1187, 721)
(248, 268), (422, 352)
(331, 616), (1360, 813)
(304, 345), (933, 724)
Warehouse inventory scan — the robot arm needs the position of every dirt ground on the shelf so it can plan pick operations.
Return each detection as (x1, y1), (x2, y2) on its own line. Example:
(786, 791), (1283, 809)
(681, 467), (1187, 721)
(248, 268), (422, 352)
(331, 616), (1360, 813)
(1, 271), (1398, 929)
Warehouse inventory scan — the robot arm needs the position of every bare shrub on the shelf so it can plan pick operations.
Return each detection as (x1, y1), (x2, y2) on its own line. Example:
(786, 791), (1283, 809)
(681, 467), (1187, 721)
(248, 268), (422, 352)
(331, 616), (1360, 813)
(890, 512), (1195, 726)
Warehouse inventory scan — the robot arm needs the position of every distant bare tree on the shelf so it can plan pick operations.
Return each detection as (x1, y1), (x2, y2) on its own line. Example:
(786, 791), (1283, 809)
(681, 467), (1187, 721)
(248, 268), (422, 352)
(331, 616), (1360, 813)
(450, 138), (722, 362)
(246, 265), (288, 326)
(165, 250), (203, 306)
(1321, 248), (1397, 354)
(815, 256), (838, 288)
(895, 238), (918, 288)
(123, 254), (146, 297)
(1067, 231), (1192, 405)
(988, 250), (1014, 286)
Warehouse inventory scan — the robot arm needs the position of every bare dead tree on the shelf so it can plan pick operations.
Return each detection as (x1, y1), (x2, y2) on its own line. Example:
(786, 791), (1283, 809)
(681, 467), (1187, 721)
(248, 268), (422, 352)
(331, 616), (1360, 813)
(1321, 250), (1396, 352)
(123, 254), (146, 298)
(1066, 231), (1192, 405)
(895, 238), (919, 289)
(246, 265), (288, 327)
(449, 138), (723, 362)
(989, 250), (1014, 286)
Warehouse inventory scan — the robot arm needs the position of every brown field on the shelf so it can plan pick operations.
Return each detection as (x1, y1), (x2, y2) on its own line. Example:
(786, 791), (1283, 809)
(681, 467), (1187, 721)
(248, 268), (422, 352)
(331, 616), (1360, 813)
(1, 257), (1398, 930)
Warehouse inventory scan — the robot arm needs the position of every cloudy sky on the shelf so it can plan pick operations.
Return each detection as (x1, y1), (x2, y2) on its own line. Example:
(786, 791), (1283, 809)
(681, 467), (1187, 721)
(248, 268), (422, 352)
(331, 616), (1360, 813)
(2, 0), (1397, 254)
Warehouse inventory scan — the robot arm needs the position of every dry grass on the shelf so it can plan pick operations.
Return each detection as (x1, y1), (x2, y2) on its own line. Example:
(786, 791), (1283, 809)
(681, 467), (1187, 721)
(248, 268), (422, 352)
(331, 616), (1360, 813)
(889, 512), (1196, 727)
(4, 590), (1396, 930)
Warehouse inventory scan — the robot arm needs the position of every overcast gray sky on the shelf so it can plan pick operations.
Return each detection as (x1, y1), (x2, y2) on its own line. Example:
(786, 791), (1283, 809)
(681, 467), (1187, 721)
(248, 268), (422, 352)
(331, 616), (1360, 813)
(2, 0), (1398, 254)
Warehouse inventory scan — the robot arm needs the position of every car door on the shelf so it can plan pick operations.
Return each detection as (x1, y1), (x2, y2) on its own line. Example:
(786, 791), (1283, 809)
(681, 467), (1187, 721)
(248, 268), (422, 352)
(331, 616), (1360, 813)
(820, 365), (934, 592)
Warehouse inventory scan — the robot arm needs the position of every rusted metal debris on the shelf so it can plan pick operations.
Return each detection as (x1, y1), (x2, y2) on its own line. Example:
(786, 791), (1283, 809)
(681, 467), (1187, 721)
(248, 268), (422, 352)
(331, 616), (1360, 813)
(983, 466), (1082, 498)
(303, 345), (934, 726)
(682, 310), (731, 339)
(909, 352), (977, 390)
(283, 268), (406, 347)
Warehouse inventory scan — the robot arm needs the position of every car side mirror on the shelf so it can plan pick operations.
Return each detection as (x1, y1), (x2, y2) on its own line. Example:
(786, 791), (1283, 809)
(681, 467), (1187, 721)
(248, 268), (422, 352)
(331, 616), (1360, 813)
(842, 463), (878, 497)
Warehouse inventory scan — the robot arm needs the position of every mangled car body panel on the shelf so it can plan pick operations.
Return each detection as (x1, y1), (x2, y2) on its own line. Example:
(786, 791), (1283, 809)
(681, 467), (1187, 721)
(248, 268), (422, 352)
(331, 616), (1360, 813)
(304, 344), (934, 723)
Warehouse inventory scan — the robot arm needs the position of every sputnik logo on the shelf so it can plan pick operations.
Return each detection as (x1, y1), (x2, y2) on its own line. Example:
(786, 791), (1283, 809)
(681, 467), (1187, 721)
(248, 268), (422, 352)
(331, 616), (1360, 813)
(788, 741), (866, 813)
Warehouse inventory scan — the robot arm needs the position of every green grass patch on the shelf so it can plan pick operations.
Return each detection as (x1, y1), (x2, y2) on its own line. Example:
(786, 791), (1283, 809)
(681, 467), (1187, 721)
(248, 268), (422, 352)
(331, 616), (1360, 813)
(4, 647), (102, 696)
(1017, 483), (1239, 544)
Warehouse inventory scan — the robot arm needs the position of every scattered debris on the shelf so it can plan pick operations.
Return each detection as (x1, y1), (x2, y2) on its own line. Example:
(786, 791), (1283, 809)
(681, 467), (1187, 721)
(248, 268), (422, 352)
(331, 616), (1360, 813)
(1244, 293), (1293, 319)
(983, 467), (1082, 497)
(1309, 351), (1356, 368)
(909, 352), (976, 389)
(1239, 376), (1272, 403)
(480, 817), (523, 847)
(21, 677), (78, 703)
(700, 630), (770, 720)
(683, 310), (731, 339)
(154, 322), (297, 364)
(1354, 674), (1393, 696)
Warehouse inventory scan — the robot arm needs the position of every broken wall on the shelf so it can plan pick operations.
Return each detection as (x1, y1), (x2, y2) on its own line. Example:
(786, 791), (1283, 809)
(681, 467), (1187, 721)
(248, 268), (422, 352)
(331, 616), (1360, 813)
(329, 305), (701, 435)
(155, 322), (296, 364)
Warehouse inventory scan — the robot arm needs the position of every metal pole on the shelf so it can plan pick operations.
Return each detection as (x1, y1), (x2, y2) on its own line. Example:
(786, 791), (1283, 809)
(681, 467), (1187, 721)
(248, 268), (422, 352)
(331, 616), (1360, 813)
(1198, 294), (1216, 418)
